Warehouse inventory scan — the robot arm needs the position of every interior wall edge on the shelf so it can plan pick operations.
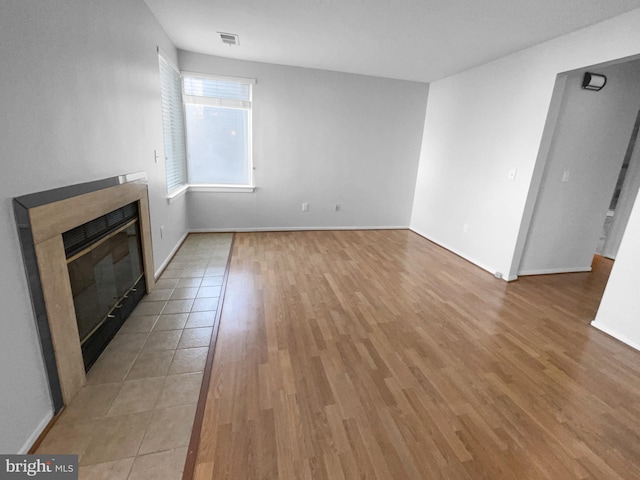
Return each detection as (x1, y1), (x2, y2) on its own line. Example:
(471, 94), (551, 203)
(591, 320), (640, 353)
(518, 266), (592, 276)
(154, 230), (189, 280)
(509, 74), (569, 279)
(409, 227), (505, 280)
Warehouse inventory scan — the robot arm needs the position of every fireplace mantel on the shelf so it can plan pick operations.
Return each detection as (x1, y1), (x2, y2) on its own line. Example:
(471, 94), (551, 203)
(14, 177), (155, 411)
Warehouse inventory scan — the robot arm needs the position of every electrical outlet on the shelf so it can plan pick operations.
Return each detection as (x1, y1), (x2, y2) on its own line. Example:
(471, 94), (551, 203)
(463, 224), (469, 234)
(562, 170), (570, 183)
(302, 202), (309, 212)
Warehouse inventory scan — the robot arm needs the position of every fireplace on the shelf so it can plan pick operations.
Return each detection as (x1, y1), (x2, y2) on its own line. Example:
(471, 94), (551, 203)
(64, 202), (146, 371)
(14, 174), (155, 412)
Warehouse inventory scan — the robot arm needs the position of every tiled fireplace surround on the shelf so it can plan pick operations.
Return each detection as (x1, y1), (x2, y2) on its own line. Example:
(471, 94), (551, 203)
(14, 177), (230, 478)
(37, 232), (231, 479)
(15, 177), (156, 409)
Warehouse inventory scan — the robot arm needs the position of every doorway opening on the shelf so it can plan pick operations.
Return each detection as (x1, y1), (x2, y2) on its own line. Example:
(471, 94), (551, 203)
(517, 57), (640, 278)
(596, 108), (640, 259)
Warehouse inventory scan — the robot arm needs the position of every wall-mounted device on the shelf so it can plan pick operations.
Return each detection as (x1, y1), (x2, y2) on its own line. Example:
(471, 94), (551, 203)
(582, 72), (607, 91)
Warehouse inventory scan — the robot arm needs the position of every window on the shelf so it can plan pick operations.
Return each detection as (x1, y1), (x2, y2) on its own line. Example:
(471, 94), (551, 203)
(182, 73), (254, 186)
(158, 53), (187, 193)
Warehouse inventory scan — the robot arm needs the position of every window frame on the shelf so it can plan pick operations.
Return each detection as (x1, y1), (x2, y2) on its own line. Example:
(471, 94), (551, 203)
(181, 71), (256, 191)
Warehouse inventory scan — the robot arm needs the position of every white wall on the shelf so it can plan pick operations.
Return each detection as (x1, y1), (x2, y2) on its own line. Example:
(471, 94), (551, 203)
(178, 53), (429, 231)
(593, 192), (640, 349)
(0, 0), (187, 452)
(410, 8), (640, 280)
(519, 61), (640, 275)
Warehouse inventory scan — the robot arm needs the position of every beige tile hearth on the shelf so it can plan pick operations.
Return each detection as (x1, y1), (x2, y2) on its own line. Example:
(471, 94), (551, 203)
(106, 377), (165, 417)
(156, 373), (203, 409)
(153, 313), (189, 331)
(168, 347), (208, 375)
(36, 233), (232, 480)
(138, 404), (197, 455)
(80, 411), (152, 466)
(126, 351), (175, 380)
(128, 448), (188, 480)
(118, 315), (159, 335)
(79, 458), (135, 480)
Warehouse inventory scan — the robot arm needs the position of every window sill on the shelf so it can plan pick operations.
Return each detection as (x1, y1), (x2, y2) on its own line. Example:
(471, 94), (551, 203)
(188, 184), (255, 193)
(167, 184), (255, 204)
(167, 185), (188, 204)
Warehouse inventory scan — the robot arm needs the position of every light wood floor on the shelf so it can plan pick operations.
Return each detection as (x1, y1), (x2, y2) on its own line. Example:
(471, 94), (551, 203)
(190, 229), (640, 479)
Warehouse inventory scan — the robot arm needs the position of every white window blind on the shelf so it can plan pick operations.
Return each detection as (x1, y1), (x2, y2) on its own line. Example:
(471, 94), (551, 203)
(159, 54), (187, 192)
(182, 74), (254, 186)
(183, 76), (252, 108)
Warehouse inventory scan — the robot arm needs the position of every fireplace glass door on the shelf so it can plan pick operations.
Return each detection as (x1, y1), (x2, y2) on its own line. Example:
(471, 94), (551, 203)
(67, 220), (142, 340)
(65, 209), (146, 370)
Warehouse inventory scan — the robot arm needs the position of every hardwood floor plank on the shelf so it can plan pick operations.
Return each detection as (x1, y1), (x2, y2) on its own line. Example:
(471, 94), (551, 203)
(191, 230), (640, 479)
(193, 461), (213, 480)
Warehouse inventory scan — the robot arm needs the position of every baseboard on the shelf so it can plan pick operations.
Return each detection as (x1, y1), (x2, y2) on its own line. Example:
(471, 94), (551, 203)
(591, 321), (640, 353)
(189, 225), (409, 233)
(518, 266), (592, 276)
(409, 228), (506, 280)
(22, 410), (54, 454)
(154, 231), (189, 280)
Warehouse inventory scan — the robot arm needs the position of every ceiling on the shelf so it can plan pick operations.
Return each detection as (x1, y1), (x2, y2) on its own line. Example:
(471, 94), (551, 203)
(143, 0), (640, 83)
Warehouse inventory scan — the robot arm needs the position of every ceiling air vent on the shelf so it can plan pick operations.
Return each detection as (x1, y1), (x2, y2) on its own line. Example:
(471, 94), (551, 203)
(218, 32), (239, 46)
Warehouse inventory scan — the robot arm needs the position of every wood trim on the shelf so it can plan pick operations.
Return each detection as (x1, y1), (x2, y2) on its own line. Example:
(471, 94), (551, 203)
(29, 182), (148, 245)
(137, 191), (156, 294)
(26, 181), (155, 406)
(35, 236), (86, 403)
(28, 408), (65, 454)
(182, 233), (236, 480)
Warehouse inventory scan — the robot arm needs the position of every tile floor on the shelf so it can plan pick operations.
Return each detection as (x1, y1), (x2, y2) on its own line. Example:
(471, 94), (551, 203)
(36, 233), (233, 480)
